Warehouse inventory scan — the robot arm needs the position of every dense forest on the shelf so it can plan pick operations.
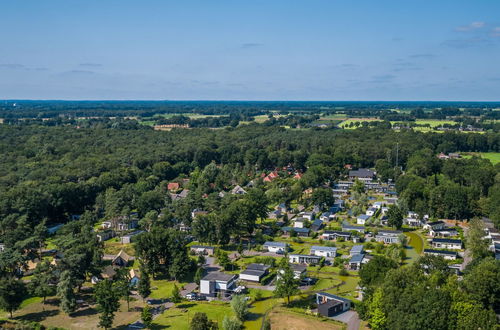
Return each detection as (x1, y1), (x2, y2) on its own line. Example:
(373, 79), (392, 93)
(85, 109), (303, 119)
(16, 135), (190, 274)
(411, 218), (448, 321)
(0, 112), (499, 328)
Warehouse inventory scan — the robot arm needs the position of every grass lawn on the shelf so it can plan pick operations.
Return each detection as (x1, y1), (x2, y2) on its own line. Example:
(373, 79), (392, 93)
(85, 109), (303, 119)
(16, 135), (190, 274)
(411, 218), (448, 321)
(4, 295), (142, 330)
(149, 279), (188, 299)
(268, 307), (344, 330)
(152, 301), (232, 329)
(462, 152), (500, 164)
(245, 297), (281, 330)
(103, 238), (136, 256)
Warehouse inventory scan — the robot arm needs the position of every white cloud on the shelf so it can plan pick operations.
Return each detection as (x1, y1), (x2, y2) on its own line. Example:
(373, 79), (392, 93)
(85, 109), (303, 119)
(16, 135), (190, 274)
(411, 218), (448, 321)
(456, 21), (485, 32)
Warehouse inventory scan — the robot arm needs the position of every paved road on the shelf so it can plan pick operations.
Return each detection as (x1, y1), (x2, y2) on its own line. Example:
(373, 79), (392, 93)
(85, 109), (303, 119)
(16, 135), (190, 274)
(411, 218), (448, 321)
(332, 310), (361, 330)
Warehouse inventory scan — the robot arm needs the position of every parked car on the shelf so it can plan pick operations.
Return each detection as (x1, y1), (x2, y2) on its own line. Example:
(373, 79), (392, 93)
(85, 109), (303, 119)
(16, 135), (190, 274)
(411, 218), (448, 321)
(185, 292), (198, 300)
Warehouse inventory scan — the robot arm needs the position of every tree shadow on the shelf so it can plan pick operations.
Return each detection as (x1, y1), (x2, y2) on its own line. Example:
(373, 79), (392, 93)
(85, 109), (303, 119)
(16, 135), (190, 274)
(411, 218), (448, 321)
(71, 306), (98, 317)
(176, 303), (196, 309)
(16, 309), (59, 322)
(246, 311), (263, 321)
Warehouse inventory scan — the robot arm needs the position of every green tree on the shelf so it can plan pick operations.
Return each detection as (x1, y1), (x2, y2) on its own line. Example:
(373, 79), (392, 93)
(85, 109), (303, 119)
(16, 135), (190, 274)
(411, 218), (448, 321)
(57, 270), (77, 315)
(171, 283), (182, 303)
(387, 204), (404, 229)
(465, 218), (489, 260)
(359, 255), (398, 288)
(190, 312), (217, 330)
(0, 277), (27, 318)
(230, 294), (249, 321)
(222, 315), (242, 330)
(29, 260), (55, 305)
(311, 187), (334, 210)
(462, 257), (500, 313)
(352, 179), (365, 194)
(114, 268), (132, 311)
(138, 270), (151, 301)
(94, 279), (120, 329)
(274, 261), (299, 305)
(194, 267), (204, 285)
(368, 288), (386, 330)
(141, 305), (153, 329)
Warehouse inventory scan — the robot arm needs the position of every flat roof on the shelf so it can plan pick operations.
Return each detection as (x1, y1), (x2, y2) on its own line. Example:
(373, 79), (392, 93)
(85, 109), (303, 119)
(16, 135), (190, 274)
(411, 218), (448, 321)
(351, 245), (364, 252)
(424, 249), (457, 256)
(432, 238), (462, 244)
(240, 269), (266, 277)
(289, 254), (321, 258)
(263, 241), (287, 247)
(246, 263), (270, 271)
(311, 246), (337, 252)
(201, 272), (236, 282)
(350, 253), (365, 263)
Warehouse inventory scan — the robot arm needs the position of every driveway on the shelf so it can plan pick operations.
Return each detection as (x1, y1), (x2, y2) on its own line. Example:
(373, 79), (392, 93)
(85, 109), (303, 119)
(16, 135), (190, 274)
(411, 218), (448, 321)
(331, 310), (361, 330)
(181, 282), (198, 296)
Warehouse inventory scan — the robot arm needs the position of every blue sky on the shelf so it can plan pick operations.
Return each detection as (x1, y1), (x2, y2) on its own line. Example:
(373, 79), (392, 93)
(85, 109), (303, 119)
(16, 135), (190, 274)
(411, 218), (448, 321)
(0, 0), (499, 100)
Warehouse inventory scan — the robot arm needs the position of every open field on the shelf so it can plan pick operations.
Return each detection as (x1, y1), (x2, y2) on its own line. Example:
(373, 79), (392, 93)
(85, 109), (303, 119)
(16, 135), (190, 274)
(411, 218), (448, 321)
(413, 119), (457, 127)
(462, 152), (500, 164)
(268, 308), (344, 330)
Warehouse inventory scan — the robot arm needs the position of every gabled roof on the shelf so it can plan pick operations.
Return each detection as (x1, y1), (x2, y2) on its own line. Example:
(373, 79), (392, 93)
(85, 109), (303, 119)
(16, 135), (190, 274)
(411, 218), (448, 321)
(112, 250), (131, 263)
(358, 214), (370, 220)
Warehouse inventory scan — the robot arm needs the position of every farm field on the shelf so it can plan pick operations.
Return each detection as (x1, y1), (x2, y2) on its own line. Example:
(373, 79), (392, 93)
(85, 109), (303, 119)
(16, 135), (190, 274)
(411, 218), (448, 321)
(462, 152), (500, 164)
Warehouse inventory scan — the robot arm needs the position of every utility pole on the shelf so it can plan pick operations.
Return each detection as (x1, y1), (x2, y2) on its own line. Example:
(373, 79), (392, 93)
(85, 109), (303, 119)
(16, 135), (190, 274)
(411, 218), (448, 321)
(395, 143), (399, 170)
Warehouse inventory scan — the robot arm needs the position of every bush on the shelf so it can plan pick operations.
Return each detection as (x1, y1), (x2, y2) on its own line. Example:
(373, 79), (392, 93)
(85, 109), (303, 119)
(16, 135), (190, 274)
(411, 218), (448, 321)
(339, 268), (349, 276)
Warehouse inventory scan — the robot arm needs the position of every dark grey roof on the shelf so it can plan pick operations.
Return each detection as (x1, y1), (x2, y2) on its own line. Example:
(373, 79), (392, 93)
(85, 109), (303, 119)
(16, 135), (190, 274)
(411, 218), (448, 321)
(291, 264), (307, 272)
(432, 238), (462, 244)
(201, 272), (236, 282)
(282, 227), (310, 233)
(240, 269), (266, 277)
(424, 249), (457, 256)
(427, 221), (444, 226)
(349, 253), (365, 263)
(246, 263), (270, 271)
(349, 168), (375, 178)
(350, 245), (364, 253)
